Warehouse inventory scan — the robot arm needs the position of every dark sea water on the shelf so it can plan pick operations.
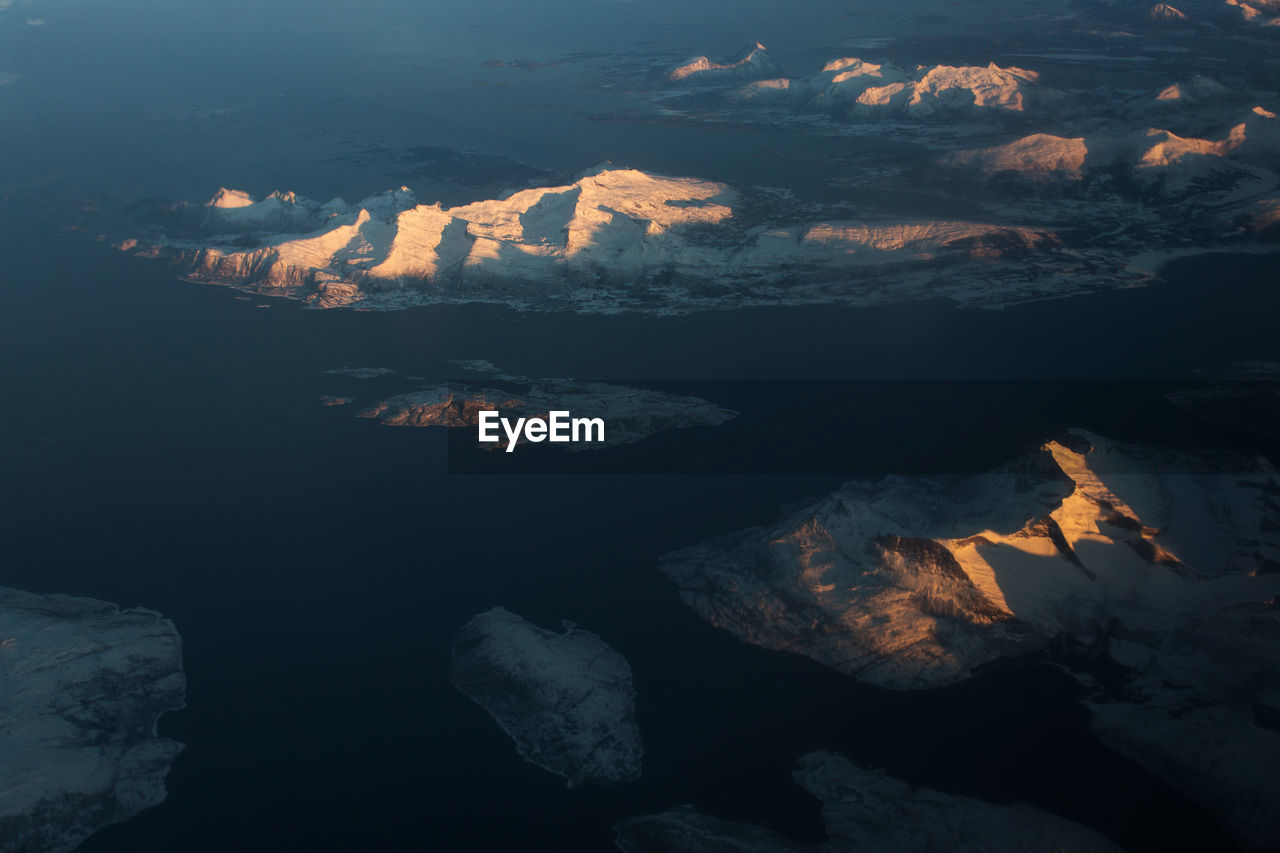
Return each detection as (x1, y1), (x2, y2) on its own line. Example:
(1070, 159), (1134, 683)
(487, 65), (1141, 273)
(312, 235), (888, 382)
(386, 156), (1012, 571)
(2, 202), (1278, 851)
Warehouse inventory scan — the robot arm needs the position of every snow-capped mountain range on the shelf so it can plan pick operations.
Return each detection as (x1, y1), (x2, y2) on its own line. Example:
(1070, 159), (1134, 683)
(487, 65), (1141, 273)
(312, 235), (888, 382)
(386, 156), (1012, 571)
(729, 58), (1050, 116)
(124, 166), (1071, 313)
(116, 29), (1279, 315)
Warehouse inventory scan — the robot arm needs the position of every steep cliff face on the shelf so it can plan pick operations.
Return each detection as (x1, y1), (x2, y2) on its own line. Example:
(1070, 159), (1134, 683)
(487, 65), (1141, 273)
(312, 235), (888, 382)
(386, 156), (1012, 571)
(0, 587), (185, 853)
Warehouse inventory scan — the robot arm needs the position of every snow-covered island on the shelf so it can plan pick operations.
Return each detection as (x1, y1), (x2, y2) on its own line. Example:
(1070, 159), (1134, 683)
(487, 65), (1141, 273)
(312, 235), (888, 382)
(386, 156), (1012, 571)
(121, 166), (1101, 314)
(121, 146), (1276, 314)
(660, 431), (1280, 849)
(0, 587), (185, 852)
(616, 751), (1124, 852)
(450, 607), (643, 788)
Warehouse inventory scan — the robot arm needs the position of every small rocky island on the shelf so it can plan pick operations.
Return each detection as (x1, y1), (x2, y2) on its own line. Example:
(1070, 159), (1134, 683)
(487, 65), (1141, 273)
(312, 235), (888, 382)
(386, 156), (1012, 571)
(360, 376), (737, 450)
(450, 607), (642, 788)
(0, 586), (186, 852)
(325, 360), (738, 450)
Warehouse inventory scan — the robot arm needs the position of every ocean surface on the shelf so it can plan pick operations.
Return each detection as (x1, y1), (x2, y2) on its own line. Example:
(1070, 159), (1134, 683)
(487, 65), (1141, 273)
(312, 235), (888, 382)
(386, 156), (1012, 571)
(2, 2), (1278, 848)
(2, 203), (1277, 850)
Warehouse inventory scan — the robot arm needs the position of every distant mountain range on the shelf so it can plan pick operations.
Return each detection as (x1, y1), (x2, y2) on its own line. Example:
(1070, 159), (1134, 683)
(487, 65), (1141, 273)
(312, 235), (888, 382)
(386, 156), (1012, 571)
(124, 166), (1072, 313)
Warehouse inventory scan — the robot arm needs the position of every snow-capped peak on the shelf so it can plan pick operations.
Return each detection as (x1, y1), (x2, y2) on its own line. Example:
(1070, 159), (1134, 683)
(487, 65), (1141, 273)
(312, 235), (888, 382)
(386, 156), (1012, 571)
(1147, 2), (1188, 22)
(207, 188), (254, 208)
(664, 43), (782, 84)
